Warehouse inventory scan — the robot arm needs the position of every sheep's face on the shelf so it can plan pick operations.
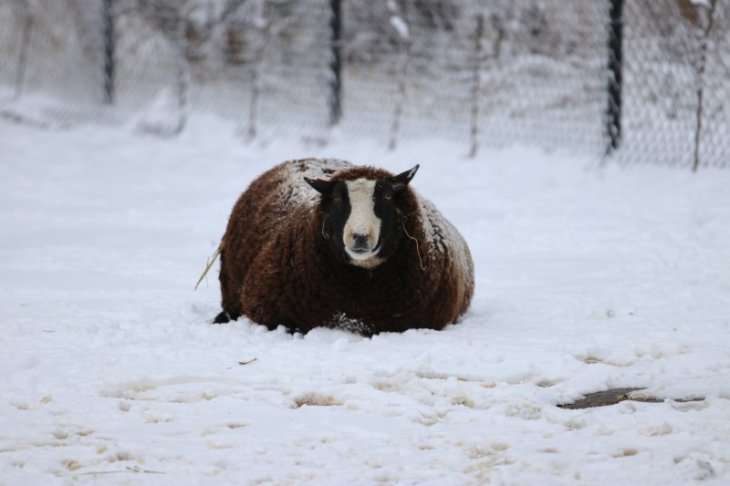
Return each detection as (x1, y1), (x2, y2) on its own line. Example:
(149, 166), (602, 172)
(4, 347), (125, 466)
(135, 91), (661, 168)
(306, 165), (419, 269)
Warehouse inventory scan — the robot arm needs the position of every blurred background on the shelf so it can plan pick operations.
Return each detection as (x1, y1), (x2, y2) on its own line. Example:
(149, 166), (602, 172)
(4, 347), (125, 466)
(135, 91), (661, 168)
(0, 0), (728, 169)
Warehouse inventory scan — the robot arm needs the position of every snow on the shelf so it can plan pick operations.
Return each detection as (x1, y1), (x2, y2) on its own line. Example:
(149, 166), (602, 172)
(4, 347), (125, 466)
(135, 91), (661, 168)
(279, 157), (350, 207)
(389, 15), (410, 40)
(1, 116), (730, 484)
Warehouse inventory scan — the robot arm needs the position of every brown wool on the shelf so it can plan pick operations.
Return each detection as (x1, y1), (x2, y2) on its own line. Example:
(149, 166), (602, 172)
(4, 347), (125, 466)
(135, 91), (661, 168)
(217, 158), (474, 335)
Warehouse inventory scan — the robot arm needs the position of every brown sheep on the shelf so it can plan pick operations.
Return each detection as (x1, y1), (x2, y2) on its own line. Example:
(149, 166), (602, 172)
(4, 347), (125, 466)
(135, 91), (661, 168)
(214, 158), (474, 335)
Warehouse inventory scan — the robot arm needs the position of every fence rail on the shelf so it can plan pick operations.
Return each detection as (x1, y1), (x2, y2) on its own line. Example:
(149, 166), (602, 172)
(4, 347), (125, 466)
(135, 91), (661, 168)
(0, 0), (728, 169)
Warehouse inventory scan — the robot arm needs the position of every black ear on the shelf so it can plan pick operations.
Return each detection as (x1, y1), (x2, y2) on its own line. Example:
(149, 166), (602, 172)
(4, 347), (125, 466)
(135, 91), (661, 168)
(390, 164), (419, 193)
(304, 177), (334, 195)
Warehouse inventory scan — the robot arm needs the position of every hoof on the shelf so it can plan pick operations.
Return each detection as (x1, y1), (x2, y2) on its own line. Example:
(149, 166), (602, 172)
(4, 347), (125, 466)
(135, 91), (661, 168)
(213, 311), (234, 324)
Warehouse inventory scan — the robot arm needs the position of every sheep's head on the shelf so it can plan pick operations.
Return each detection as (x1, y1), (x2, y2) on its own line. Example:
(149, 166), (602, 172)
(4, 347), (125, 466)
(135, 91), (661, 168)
(305, 165), (419, 269)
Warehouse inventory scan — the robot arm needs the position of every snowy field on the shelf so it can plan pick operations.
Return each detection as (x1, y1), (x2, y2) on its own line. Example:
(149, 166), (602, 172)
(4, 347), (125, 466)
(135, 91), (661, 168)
(1, 117), (730, 484)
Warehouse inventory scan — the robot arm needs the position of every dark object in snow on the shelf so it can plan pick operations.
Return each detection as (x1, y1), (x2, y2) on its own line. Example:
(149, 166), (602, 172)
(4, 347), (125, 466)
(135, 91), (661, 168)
(558, 388), (644, 409)
(216, 158), (474, 335)
(557, 388), (705, 409)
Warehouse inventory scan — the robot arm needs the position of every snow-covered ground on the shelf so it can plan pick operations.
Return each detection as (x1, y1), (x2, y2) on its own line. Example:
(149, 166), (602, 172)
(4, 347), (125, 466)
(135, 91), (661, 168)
(1, 117), (729, 484)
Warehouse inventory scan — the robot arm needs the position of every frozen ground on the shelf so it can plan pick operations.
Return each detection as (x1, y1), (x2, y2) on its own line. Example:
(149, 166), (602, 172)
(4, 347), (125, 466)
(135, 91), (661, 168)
(1, 116), (729, 485)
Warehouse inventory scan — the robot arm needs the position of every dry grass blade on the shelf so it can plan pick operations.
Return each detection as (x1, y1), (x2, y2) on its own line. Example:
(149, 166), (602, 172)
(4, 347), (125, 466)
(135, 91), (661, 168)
(194, 243), (223, 290)
(402, 221), (426, 271)
(238, 358), (258, 366)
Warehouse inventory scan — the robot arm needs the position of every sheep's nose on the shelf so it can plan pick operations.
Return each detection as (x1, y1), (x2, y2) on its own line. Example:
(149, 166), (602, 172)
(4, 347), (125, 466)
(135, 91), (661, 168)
(352, 234), (370, 250)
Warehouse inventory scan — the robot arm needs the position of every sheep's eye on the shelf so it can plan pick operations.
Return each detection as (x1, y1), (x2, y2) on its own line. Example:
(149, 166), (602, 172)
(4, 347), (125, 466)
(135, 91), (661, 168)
(376, 183), (393, 201)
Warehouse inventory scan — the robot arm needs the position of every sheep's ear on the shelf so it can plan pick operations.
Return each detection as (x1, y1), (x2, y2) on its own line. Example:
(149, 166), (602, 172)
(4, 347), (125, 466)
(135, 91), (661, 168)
(304, 177), (334, 195)
(390, 164), (419, 193)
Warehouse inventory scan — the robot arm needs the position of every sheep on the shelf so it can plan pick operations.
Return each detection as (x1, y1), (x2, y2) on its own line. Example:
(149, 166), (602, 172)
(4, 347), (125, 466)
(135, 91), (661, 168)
(214, 158), (474, 335)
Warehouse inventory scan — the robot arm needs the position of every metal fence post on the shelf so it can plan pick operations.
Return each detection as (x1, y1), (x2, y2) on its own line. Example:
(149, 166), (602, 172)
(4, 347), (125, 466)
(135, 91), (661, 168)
(606, 0), (623, 154)
(102, 0), (115, 104)
(328, 0), (343, 126)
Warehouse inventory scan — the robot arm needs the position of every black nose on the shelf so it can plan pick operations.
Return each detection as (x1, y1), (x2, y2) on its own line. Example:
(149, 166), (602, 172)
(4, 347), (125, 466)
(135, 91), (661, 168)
(352, 234), (370, 250)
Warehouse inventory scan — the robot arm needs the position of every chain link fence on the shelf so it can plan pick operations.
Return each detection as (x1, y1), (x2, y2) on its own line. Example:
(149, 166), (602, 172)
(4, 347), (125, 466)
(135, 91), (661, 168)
(619, 0), (729, 169)
(0, 0), (728, 169)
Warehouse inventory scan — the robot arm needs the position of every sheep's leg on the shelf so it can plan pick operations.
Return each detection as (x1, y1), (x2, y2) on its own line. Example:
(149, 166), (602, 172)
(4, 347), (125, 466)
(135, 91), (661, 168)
(216, 248), (244, 324)
(213, 310), (239, 324)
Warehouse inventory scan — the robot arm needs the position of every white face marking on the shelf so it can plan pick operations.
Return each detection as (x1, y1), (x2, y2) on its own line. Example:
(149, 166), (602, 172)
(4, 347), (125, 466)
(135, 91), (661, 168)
(343, 179), (382, 266)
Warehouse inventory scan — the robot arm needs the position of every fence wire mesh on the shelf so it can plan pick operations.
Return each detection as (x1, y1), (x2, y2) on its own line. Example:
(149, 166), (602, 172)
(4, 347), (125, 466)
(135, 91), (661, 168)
(0, 0), (728, 169)
(618, 0), (729, 169)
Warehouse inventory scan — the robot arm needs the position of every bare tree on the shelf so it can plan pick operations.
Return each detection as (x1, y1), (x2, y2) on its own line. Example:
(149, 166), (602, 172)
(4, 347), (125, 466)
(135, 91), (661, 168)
(131, 0), (193, 136)
(241, 0), (271, 141)
(13, 0), (33, 101)
(388, 0), (410, 151)
(469, 13), (504, 158)
(692, 0), (718, 172)
(468, 14), (484, 159)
